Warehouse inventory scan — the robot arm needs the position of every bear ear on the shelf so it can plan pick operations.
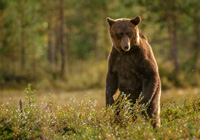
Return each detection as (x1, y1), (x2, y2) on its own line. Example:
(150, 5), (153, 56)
(106, 17), (115, 27)
(130, 16), (142, 26)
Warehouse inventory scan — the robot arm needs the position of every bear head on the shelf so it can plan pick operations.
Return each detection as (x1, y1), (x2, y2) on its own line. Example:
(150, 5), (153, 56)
(106, 16), (141, 52)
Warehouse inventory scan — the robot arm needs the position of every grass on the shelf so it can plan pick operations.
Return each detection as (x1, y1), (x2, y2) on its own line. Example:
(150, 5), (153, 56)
(0, 85), (200, 139)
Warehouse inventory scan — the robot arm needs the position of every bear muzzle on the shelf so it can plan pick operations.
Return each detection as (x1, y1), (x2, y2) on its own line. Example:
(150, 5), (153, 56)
(121, 36), (130, 52)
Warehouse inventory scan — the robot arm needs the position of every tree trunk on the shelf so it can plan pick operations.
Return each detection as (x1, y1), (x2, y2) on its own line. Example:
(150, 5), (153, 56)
(165, 3), (179, 72)
(94, 33), (99, 60)
(20, 0), (25, 70)
(54, 28), (60, 75)
(58, 0), (66, 77)
(47, 15), (54, 68)
(168, 22), (179, 72)
(0, 8), (6, 70)
(103, 1), (110, 58)
(191, 9), (200, 70)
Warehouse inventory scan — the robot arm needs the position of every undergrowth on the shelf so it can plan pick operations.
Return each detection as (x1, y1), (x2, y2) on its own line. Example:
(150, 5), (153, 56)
(0, 84), (200, 139)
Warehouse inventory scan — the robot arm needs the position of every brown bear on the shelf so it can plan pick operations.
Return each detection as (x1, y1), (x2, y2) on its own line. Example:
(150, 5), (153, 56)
(106, 16), (161, 128)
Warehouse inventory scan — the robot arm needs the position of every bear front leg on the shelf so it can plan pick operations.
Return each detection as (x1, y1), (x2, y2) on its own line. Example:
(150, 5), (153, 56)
(146, 84), (161, 128)
(106, 72), (118, 106)
(141, 76), (161, 128)
(140, 75), (159, 105)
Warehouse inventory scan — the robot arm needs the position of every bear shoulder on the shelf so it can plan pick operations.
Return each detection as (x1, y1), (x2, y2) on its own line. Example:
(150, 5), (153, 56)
(139, 32), (147, 40)
(107, 47), (119, 70)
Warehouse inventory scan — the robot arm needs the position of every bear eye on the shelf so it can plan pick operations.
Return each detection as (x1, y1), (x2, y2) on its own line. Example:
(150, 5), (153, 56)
(126, 32), (132, 37)
(117, 33), (123, 38)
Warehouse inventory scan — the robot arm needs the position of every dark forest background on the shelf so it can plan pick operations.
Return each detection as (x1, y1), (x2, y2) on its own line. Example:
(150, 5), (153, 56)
(0, 0), (200, 90)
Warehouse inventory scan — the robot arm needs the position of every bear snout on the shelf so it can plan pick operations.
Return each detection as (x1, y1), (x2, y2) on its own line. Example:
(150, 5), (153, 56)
(121, 36), (130, 51)
(124, 45), (129, 50)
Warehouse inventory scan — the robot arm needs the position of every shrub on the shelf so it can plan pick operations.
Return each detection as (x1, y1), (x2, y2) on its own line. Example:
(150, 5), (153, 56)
(0, 85), (200, 139)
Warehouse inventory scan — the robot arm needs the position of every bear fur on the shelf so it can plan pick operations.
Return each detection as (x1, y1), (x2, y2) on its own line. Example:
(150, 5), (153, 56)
(106, 16), (161, 128)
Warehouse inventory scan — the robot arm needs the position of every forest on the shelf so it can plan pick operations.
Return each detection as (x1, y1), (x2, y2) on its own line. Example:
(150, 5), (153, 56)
(0, 0), (200, 139)
(0, 0), (199, 90)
